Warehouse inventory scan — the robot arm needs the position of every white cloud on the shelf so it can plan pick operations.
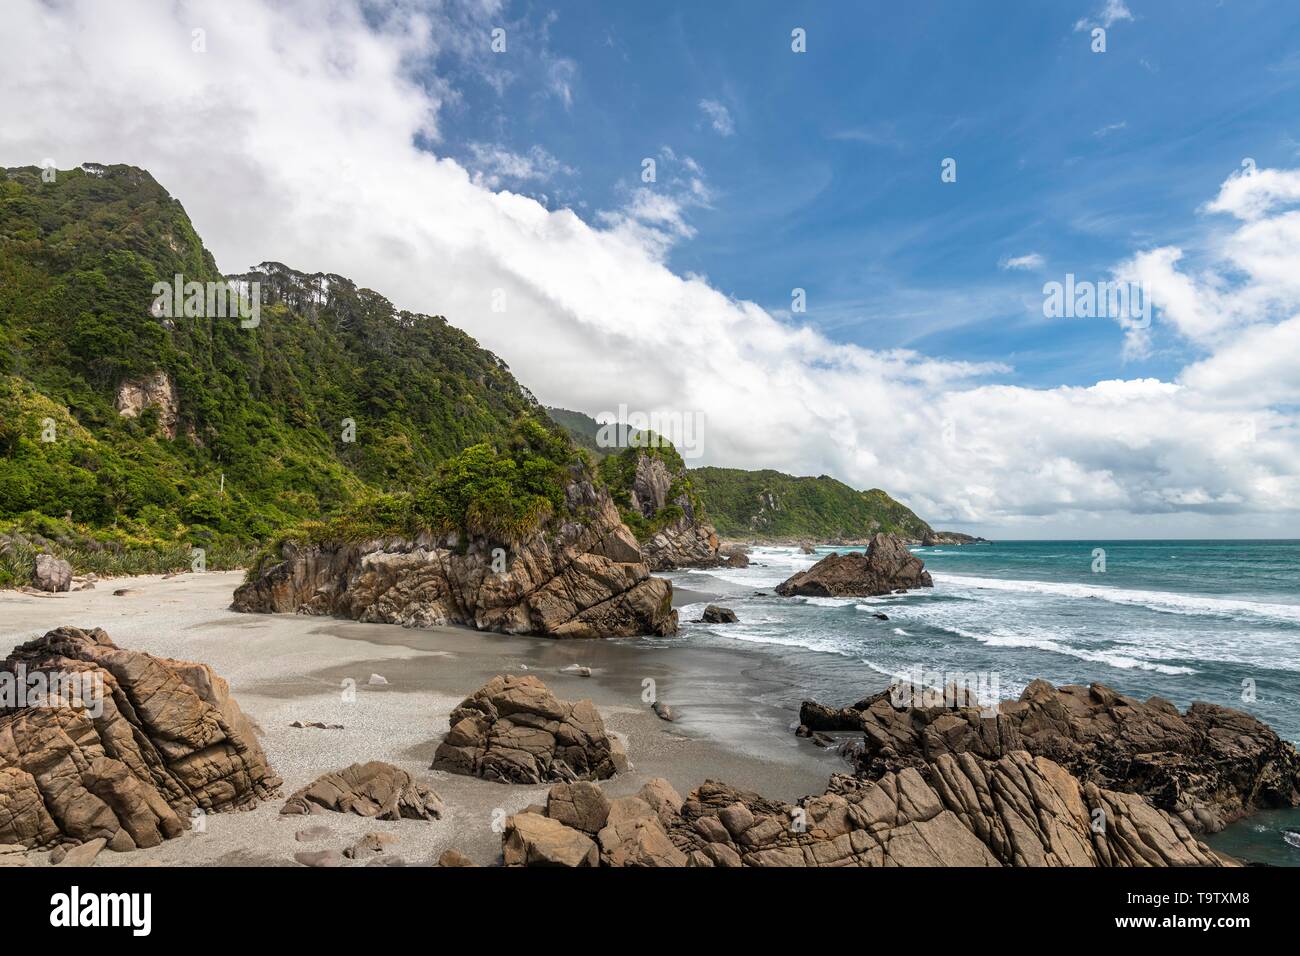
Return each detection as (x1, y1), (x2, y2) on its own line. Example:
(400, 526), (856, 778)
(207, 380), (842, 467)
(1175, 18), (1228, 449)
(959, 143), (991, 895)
(464, 143), (575, 189)
(2, 0), (1298, 536)
(698, 99), (734, 137)
(1000, 253), (1045, 271)
(1092, 121), (1127, 138)
(1075, 0), (1134, 32)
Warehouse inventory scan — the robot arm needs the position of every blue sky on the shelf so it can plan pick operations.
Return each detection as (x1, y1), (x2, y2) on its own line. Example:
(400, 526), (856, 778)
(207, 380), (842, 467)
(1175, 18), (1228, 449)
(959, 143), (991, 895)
(437, 0), (1300, 389)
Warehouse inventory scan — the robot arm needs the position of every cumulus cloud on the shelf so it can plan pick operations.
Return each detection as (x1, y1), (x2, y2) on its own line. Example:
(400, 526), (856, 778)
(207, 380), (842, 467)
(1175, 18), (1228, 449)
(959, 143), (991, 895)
(698, 99), (735, 136)
(2, 0), (1297, 536)
(1075, 0), (1134, 32)
(464, 143), (575, 189)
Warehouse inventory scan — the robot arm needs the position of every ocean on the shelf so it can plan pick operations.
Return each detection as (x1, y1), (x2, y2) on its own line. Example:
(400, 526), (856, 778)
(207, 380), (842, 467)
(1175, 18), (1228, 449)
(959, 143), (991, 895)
(663, 538), (1300, 865)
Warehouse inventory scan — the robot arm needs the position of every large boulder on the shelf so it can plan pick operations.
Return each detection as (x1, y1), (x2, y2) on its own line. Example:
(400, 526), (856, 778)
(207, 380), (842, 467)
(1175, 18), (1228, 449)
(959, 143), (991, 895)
(775, 533), (932, 597)
(431, 675), (627, 784)
(817, 679), (1300, 834)
(232, 471), (677, 639)
(31, 554), (72, 592)
(281, 761), (443, 820)
(0, 627), (281, 851)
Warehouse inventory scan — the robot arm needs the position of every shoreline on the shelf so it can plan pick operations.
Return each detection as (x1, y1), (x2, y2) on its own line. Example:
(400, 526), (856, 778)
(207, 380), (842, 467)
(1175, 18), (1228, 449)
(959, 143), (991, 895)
(0, 571), (842, 866)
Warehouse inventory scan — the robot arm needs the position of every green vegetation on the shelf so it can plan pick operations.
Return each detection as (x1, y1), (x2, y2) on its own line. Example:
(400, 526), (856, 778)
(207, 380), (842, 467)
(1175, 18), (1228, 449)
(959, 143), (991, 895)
(546, 408), (936, 542)
(0, 164), (542, 578)
(688, 467), (933, 541)
(597, 435), (704, 542)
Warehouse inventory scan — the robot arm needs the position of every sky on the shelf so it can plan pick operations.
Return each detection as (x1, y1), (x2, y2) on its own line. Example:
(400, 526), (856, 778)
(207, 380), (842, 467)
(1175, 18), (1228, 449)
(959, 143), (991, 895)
(2, 0), (1300, 538)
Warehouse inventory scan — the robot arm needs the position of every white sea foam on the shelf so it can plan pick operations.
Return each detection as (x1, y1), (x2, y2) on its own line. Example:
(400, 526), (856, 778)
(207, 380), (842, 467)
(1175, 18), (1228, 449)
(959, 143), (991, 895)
(932, 572), (1300, 624)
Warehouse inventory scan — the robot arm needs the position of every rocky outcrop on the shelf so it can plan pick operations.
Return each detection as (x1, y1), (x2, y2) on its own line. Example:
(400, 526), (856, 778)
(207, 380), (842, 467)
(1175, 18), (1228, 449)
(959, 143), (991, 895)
(776, 533), (932, 597)
(922, 531), (985, 546)
(813, 679), (1300, 834)
(700, 605), (738, 624)
(498, 763), (1222, 867)
(626, 451), (721, 571)
(0, 627), (280, 851)
(232, 469), (677, 639)
(31, 554), (72, 592)
(281, 762), (443, 820)
(431, 675), (627, 784)
(114, 369), (179, 438)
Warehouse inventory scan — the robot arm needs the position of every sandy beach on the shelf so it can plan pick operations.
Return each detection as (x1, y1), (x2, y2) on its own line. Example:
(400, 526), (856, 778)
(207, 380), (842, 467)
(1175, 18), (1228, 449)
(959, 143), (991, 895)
(0, 571), (841, 867)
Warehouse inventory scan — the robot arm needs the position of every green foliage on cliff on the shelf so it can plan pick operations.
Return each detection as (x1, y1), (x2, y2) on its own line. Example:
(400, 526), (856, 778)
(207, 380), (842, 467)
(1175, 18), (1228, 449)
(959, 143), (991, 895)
(0, 164), (541, 573)
(596, 435), (703, 542)
(688, 467), (933, 541)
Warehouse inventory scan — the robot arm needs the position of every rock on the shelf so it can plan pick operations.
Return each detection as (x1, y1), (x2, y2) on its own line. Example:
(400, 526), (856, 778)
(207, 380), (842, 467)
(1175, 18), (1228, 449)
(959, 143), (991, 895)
(699, 605), (738, 624)
(294, 826), (333, 842)
(281, 762), (443, 820)
(664, 754), (1223, 867)
(31, 554), (72, 592)
(545, 781), (611, 834)
(343, 831), (399, 858)
(0, 844), (28, 867)
(776, 534), (933, 598)
(232, 467), (678, 639)
(55, 837), (107, 867)
(922, 531), (984, 546)
(626, 451), (722, 571)
(290, 721), (343, 730)
(503, 813), (599, 867)
(652, 701), (675, 722)
(562, 664), (592, 677)
(597, 813), (687, 867)
(367, 673), (388, 686)
(800, 543), (817, 555)
(294, 849), (344, 867)
(0, 627), (280, 852)
(873, 612), (889, 620)
(723, 550), (750, 568)
(823, 678), (1300, 834)
(437, 849), (477, 867)
(431, 675), (627, 784)
(112, 588), (138, 597)
(638, 778), (685, 826)
(115, 369), (179, 438)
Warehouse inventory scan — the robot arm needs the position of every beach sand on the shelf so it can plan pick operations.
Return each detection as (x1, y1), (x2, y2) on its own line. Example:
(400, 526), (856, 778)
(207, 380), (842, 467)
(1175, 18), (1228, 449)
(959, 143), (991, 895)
(0, 572), (842, 866)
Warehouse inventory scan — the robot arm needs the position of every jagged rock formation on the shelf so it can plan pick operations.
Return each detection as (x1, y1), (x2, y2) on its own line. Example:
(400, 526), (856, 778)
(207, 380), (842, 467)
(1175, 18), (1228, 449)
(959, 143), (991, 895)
(808, 679), (1300, 834)
(626, 452), (721, 570)
(921, 531), (985, 545)
(281, 762), (443, 820)
(700, 605), (738, 624)
(0, 627), (281, 851)
(776, 533), (933, 597)
(232, 471), (677, 639)
(499, 762), (1223, 867)
(431, 675), (628, 784)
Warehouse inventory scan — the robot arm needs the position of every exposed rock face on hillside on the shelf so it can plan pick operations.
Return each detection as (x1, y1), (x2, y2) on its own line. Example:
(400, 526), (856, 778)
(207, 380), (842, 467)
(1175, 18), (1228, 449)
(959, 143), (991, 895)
(0, 627), (280, 851)
(233, 472), (677, 639)
(628, 452), (721, 570)
(114, 369), (179, 439)
(807, 679), (1300, 834)
(775, 533), (933, 597)
(921, 531), (985, 545)
(498, 760), (1223, 867)
(432, 675), (627, 784)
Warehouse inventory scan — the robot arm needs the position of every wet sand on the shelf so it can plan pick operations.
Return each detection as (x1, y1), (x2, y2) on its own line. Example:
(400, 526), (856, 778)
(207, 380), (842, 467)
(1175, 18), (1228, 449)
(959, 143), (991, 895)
(0, 572), (841, 867)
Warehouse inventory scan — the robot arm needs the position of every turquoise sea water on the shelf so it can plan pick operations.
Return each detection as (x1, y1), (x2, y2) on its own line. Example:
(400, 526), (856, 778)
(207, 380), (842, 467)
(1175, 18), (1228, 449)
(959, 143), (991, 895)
(664, 539), (1300, 865)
